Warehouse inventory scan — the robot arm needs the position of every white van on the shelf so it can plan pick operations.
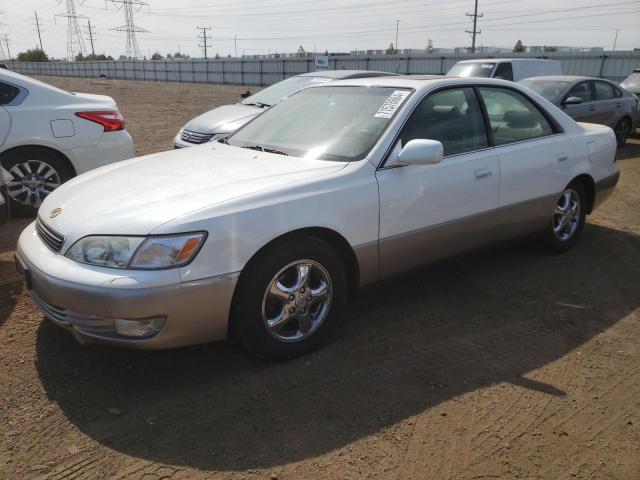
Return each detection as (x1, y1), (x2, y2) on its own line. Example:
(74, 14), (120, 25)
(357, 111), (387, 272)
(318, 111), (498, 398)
(447, 58), (563, 82)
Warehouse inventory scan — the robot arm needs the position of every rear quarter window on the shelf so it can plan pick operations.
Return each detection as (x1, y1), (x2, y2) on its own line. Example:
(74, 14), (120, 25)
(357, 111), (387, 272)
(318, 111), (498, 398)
(0, 82), (20, 105)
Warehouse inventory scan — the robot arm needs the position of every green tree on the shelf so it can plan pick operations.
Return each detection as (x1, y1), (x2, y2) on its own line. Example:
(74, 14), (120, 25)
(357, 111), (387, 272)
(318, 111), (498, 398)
(543, 45), (557, 52)
(513, 40), (525, 53)
(16, 48), (49, 62)
(386, 43), (396, 55)
(76, 53), (110, 61)
(296, 45), (306, 57)
(151, 52), (163, 60)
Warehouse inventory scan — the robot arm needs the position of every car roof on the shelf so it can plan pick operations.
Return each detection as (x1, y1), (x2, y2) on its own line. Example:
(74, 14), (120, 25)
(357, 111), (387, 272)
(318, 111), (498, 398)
(297, 70), (398, 79)
(522, 75), (613, 83)
(455, 58), (558, 64)
(315, 75), (516, 91)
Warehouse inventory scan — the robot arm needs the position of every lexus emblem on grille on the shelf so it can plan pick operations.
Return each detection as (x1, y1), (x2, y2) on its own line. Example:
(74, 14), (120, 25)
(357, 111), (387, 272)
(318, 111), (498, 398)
(49, 207), (62, 219)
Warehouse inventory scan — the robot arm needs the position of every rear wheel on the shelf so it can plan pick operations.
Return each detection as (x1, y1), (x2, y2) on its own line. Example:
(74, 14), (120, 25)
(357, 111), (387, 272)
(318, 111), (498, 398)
(232, 235), (348, 360)
(614, 117), (631, 147)
(1, 148), (74, 217)
(544, 182), (587, 253)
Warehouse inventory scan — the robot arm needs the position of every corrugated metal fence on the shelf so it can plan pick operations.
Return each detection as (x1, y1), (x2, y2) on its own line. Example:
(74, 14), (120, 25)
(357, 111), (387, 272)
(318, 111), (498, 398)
(7, 51), (640, 86)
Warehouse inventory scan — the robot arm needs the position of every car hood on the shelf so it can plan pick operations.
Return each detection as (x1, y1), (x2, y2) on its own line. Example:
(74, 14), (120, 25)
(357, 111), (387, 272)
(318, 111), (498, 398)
(39, 143), (347, 242)
(182, 103), (262, 134)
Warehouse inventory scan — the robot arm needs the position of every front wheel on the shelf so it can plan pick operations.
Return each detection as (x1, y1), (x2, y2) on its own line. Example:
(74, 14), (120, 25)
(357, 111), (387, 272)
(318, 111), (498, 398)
(232, 235), (348, 360)
(544, 182), (587, 253)
(614, 117), (631, 147)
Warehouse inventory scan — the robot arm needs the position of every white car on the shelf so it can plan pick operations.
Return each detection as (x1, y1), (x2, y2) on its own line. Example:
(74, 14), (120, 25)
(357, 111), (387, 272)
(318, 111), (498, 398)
(448, 58), (563, 82)
(16, 76), (618, 360)
(0, 69), (134, 216)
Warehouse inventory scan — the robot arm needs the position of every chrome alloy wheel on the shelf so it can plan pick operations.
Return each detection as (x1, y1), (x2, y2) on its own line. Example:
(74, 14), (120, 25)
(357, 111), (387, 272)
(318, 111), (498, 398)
(261, 259), (333, 342)
(553, 188), (581, 241)
(6, 160), (61, 208)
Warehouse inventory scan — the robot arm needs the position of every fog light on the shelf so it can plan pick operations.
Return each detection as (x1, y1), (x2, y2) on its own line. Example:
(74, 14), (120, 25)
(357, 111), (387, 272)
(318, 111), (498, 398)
(114, 316), (166, 338)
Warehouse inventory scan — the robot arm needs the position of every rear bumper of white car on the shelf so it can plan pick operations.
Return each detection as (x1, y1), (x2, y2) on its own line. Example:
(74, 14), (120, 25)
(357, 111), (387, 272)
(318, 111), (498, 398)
(68, 130), (135, 174)
(16, 222), (238, 349)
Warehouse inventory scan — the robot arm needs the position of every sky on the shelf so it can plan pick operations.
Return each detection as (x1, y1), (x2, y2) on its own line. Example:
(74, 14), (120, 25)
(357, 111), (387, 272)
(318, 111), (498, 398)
(1, 0), (639, 60)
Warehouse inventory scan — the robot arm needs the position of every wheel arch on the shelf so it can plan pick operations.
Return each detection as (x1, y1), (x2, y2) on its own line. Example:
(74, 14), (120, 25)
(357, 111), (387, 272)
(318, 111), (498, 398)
(0, 144), (77, 177)
(569, 173), (595, 214)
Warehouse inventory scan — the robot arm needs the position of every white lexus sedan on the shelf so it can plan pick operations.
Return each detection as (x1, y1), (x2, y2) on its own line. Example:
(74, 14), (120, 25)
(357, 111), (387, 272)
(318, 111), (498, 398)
(16, 76), (618, 360)
(0, 69), (134, 216)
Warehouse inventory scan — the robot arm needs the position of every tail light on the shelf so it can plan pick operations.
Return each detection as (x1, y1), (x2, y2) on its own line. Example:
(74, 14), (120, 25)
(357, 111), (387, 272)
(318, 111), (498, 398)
(75, 111), (125, 132)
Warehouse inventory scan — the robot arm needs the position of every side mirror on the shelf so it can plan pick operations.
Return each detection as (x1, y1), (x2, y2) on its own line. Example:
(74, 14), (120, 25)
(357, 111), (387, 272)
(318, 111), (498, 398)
(395, 139), (443, 166)
(563, 96), (583, 105)
(240, 90), (252, 99)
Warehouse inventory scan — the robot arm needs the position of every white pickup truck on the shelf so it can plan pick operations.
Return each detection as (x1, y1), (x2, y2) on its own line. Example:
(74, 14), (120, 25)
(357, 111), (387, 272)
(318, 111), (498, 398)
(448, 58), (563, 82)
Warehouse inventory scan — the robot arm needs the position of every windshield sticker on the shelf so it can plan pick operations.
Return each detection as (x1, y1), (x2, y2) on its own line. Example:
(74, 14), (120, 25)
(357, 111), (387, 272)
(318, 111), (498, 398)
(374, 90), (411, 119)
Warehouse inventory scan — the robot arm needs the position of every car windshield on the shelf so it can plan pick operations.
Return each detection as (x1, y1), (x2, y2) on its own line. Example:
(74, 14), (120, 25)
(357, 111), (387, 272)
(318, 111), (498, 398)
(229, 86), (412, 161)
(519, 78), (572, 101)
(241, 75), (332, 108)
(447, 62), (495, 78)
(621, 72), (640, 88)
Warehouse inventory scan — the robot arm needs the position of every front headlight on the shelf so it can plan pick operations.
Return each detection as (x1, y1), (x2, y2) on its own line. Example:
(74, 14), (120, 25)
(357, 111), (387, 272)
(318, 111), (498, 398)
(65, 232), (206, 269)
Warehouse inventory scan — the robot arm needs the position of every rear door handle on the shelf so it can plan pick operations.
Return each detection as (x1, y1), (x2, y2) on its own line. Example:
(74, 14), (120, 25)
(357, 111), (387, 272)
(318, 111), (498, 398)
(474, 168), (492, 179)
(557, 154), (569, 162)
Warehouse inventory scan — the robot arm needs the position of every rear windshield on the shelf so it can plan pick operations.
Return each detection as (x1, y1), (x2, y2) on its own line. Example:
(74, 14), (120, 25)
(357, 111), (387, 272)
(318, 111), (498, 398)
(519, 79), (572, 102)
(447, 62), (496, 78)
(241, 75), (331, 108)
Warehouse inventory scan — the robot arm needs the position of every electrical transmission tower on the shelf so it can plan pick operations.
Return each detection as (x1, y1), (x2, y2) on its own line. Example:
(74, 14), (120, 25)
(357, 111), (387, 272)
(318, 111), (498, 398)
(197, 26), (212, 59)
(465, 0), (483, 53)
(107, 0), (149, 60)
(56, 0), (87, 61)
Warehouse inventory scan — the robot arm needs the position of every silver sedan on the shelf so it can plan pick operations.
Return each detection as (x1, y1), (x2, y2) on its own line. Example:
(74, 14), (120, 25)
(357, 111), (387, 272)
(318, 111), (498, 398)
(519, 76), (640, 146)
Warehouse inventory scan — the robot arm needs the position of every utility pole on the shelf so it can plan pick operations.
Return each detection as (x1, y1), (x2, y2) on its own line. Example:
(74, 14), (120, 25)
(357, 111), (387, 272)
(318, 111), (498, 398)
(466, 0), (483, 53)
(107, 0), (149, 60)
(55, 0), (87, 61)
(33, 11), (45, 52)
(86, 19), (95, 56)
(197, 26), (212, 59)
(395, 19), (399, 53)
(234, 34), (238, 58)
(612, 28), (620, 51)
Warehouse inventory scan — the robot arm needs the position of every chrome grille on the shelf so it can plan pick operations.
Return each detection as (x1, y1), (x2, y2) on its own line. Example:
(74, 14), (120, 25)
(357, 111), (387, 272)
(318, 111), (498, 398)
(180, 129), (214, 144)
(36, 217), (65, 253)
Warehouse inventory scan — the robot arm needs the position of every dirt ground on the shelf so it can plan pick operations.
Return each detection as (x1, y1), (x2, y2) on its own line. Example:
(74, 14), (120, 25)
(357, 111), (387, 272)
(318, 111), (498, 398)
(1, 76), (639, 480)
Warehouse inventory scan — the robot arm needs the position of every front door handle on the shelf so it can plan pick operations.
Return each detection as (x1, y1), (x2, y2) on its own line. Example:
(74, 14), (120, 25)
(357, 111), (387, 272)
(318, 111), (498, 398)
(557, 154), (569, 162)
(474, 168), (492, 179)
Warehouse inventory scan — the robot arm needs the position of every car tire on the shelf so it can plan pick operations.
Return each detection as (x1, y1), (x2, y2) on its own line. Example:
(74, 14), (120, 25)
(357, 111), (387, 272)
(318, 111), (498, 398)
(231, 234), (348, 360)
(614, 117), (631, 147)
(0, 147), (74, 218)
(544, 181), (587, 253)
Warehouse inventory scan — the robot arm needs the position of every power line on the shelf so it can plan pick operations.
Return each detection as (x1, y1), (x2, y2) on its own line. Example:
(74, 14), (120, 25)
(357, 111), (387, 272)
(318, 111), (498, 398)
(466, 0), (483, 53)
(107, 0), (149, 59)
(197, 26), (212, 59)
(55, 0), (87, 61)
(33, 11), (45, 52)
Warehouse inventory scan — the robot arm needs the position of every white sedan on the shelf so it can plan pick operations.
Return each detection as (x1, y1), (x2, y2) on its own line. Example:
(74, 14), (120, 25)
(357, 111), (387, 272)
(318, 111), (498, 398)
(16, 76), (618, 359)
(0, 69), (134, 216)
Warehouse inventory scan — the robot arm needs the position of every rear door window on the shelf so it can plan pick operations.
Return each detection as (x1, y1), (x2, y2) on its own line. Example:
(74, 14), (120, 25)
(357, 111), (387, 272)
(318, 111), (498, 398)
(593, 81), (615, 100)
(478, 87), (554, 146)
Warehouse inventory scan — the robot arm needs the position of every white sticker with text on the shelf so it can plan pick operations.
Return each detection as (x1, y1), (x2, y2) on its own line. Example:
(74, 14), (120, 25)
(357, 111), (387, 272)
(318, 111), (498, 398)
(374, 90), (411, 119)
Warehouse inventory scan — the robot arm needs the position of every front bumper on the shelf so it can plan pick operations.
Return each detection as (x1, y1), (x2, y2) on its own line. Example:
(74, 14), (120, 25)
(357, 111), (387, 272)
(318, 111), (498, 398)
(16, 223), (238, 349)
(173, 133), (197, 149)
(593, 169), (620, 211)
